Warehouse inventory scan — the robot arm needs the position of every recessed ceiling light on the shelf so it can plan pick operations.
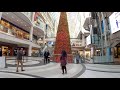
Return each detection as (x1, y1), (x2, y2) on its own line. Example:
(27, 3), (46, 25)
(7, 13), (8, 14)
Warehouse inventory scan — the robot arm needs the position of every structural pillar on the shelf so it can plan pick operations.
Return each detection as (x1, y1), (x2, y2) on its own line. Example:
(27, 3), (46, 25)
(28, 45), (32, 56)
(106, 46), (112, 62)
(28, 12), (35, 56)
(91, 47), (94, 58)
(29, 12), (35, 42)
(101, 12), (112, 62)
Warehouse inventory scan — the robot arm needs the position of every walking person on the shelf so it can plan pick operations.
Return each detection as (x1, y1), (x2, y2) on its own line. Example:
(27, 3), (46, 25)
(75, 51), (81, 64)
(60, 50), (67, 74)
(47, 50), (50, 63)
(44, 51), (47, 64)
(16, 48), (25, 72)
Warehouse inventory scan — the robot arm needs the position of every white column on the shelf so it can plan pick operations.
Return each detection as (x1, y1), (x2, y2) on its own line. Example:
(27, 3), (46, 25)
(28, 45), (32, 56)
(101, 12), (107, 47)
(0, 12), (2, 20)
(30, 26), (33, 42)
(29, 12), (35, 56)
(29, 12), (35, 42)
(91, 47), (94, 58)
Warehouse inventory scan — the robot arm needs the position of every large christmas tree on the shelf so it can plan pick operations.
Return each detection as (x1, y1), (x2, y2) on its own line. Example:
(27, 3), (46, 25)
(54, 12), (73, 63)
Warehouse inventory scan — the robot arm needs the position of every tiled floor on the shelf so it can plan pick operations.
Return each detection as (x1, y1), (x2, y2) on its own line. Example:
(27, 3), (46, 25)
(78, 70), (120, 78)
(78, 64), (120, 78)
(0, 60), (84, 78)
(1, 60), (120, 78)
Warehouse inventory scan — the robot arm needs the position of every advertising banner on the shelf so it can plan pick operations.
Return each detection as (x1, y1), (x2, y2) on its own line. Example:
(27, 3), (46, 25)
(109, 12), (120, 34)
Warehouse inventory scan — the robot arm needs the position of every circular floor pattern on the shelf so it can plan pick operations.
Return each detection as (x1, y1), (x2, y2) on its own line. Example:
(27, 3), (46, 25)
(0, 64), (86, 78)
(6, 60), (47, 67)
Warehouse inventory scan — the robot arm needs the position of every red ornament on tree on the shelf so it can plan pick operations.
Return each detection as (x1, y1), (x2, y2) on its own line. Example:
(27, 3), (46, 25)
(53, 12), (73, 63)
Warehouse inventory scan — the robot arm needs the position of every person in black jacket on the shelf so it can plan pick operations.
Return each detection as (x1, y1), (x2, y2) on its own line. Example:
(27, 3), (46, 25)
(44, 50), (50, 64)
(47, 50), (50, 63)
(0, 48), (2, 56)
(44, 51), (47, 64)
(16, 48), (25, 72)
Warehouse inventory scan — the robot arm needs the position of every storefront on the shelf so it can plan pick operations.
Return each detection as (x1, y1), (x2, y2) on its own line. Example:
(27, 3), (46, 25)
(0, 42), (17, 56)
(0, 42), (29, 56)
(0, 18), (30, 40)
(32, 47), (39, 56)
(114, 44), (120, 58)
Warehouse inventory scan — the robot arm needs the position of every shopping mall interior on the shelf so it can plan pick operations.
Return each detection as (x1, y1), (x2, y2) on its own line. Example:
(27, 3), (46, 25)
(0, 12), (120, 78)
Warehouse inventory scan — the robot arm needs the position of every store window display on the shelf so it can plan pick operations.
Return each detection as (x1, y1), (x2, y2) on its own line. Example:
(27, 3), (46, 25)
(2, 46), (8, 56)
(0, 20), (8, 33)
(0, 19), (30, 40)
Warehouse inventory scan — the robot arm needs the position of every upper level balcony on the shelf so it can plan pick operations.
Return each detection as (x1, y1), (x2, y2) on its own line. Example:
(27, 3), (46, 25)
(21, 12), (32, 21)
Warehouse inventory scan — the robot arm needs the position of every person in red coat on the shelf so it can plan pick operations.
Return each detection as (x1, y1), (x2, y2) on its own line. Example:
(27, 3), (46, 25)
(60, 50), (67, 74)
